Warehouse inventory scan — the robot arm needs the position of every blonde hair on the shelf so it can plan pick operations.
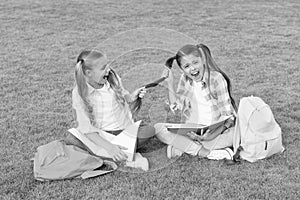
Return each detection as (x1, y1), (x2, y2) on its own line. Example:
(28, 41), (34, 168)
(74, 50), (126, 126)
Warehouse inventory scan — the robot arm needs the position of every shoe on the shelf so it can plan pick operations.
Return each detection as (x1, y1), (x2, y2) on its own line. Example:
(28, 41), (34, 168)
(125, 153), (149, 171)
(207, 147), (234, 160)
(167, 145), (184, 159)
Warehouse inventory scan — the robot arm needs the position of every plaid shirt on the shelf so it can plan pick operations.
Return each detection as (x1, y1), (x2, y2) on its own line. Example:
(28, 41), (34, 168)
(173, 71), (235, 123)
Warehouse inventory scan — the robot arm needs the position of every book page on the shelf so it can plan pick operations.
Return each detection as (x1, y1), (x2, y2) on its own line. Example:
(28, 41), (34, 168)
(68, 120), (141, 161)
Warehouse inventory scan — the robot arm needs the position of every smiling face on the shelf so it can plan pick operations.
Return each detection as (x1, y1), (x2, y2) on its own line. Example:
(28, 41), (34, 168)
(179, 54), (204, 81)
(85, 55), (110, 88)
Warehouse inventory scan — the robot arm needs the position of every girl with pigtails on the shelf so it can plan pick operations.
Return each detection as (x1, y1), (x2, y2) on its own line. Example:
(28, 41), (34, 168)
(155, 44), (237, 160)
(67, 50), (155, 163)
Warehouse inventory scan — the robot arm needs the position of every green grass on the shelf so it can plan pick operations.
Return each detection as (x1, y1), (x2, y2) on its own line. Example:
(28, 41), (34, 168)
(1, 0), (299, 199)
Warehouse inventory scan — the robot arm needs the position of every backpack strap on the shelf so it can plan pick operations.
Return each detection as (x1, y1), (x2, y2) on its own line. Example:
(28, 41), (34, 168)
(80, 160), (118, 179)
(225, 145), (243, 166)
(233, 145), (244, 163)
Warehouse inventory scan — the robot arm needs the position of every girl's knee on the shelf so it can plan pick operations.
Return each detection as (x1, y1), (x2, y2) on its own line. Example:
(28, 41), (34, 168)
(154, 123), (177, 144)
(138, 125), (155, 139)
(154, 123), (167, 133)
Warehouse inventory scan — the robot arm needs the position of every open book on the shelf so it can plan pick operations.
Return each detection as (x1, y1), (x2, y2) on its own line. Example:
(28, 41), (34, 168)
(68, 121), (142, 161)
(165, 115), (233, 135)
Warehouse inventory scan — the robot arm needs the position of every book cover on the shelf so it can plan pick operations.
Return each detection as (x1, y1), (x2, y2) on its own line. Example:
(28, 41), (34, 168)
(165, 115), (233, 135)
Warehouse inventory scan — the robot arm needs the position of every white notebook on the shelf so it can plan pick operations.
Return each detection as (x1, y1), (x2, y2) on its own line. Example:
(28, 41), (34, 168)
(165, 115), (233, 136)
(68, 121), (142, 161)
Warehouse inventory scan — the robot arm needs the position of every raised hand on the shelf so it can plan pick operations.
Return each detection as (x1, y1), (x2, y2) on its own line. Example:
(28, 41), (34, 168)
(131, 87), (147, 101)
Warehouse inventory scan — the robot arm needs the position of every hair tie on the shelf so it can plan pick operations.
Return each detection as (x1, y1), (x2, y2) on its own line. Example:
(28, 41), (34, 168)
(165, 55), (177, 69)
(76, 58), (84, 64)
(196, 43), (204, 49)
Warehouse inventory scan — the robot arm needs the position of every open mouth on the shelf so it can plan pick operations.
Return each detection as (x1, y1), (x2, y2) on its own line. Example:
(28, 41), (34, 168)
(190, 71), (200, 77)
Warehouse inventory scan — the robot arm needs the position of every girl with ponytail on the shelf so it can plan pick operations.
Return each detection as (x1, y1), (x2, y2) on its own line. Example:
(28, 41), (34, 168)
(71, 50), (155, 162)
(155, 44), (237, 160)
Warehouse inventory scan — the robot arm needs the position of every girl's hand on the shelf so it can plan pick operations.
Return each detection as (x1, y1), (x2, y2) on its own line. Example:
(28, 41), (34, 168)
(186, 131), (199, 140)
(197, 127), (222, 141)
(131, 87), (147, 101)
(197, 130), (211, 141)
(186, 129), (215, 142)
(109, 144), (128, 162)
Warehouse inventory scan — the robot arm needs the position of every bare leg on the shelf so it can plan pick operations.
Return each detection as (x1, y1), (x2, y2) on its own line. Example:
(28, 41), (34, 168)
(154, 123), (202, 156)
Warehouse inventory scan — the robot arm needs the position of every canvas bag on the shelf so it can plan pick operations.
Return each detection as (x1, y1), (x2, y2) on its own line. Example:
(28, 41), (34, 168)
(33, 140), (117, 181)
(233, 96), (285, 162)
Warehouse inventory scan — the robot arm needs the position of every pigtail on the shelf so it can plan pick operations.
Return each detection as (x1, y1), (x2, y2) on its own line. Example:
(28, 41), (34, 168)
(130, 56), (178, 115)
(111, 70), (141, 115)
(197, 44), (213, 97)
(74, 59), (95, 125)
(74, 60), (88, 105)
(197, 44), (237, 112)
(131, 98), (142, 115)
(165, 56), (177, 69)
(106, 68), (144, 116)
(107, 69), (126, 106)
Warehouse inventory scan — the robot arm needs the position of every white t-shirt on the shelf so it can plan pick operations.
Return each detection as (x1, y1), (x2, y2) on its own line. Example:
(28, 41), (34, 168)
(185, 81), (213, 125)
(72, 82), (133, 134)
(90, 83), (133, 130)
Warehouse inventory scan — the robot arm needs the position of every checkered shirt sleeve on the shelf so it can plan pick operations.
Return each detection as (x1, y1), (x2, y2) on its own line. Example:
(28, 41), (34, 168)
(211, 72), (234, 116)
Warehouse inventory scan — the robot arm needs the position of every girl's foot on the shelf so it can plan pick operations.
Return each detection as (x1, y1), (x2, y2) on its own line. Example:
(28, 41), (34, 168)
(167, 145), (184, 159)
(125, 153), (149, 171)
(198, 147), (210, 157)
(206, 147), (234, 160)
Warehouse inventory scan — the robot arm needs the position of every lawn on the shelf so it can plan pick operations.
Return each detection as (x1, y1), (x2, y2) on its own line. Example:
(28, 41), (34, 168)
(0, 0), (299, 199)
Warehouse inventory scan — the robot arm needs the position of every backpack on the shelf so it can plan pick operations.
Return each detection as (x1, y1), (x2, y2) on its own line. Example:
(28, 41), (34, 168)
(33, 140), (117, 181)
(233, 96), (285, 162)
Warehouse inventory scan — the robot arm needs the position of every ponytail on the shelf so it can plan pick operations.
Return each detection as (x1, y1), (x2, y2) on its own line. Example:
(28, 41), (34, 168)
(107, 69), (143, 115)
(196, 44), (211, 56)
(75, 60), (88, 102)
(165, 56), (177, 69)
(197, 44), (237, 112)
(131, 98), (142, 115)
(196, 44), (213, 97)
(107, 69), (126, 106)
(74, 59), (95, 125)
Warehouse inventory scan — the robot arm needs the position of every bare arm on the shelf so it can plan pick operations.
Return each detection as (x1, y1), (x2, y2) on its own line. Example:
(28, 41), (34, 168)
(124, 87), (147, 103)
(85, 132), (127, 161)
(72, 89), (127, 161)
